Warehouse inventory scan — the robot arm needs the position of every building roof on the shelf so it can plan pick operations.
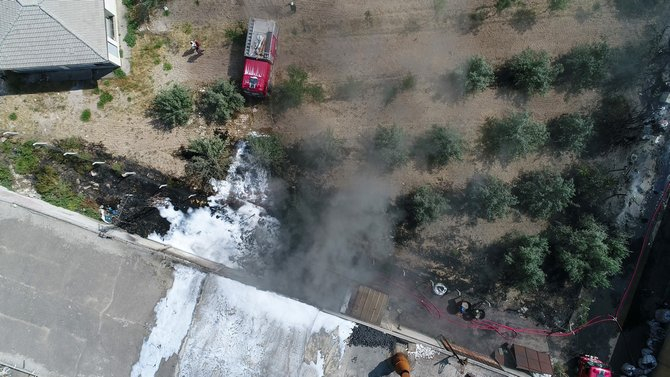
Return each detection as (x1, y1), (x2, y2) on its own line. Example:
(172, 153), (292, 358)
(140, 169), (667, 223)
(0, 0), (108, 70)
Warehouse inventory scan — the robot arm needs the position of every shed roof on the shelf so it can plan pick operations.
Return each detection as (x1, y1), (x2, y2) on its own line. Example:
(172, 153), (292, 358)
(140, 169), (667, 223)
(346, 286), (389, 325)
(0, 0), (108, 70)
(513, 344), (553, 375)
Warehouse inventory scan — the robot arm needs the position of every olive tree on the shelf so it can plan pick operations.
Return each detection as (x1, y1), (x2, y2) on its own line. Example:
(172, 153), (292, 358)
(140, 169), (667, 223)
(481, 112), (548, 160)
(514, 170), (575, 219)
(548, 113), (594, 153)
(405, 185), (449, 227)
(466, 175), (517, 220)
(372, 125), (410, 170)
(558, 42), (609, 92)
(506, 48), (560, 95)
(416, 125), (466, 168)
(551, 216), (629, 288)
(465, 56), (495, 93)
(503, 233), (549, 291)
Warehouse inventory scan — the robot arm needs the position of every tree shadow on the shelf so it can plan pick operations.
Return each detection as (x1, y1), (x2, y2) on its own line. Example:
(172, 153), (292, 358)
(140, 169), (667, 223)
(493, 65), (528, 107)
(431, 71), (466, 103)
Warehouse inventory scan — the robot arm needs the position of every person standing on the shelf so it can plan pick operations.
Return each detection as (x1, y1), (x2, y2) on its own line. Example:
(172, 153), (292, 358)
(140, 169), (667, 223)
(289, 1), (296, 13)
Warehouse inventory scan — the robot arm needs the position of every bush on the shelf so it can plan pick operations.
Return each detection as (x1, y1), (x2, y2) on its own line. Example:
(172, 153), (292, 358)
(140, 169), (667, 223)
(506, 48), (560, 95)
(152, 84), (194, 128)
(466, 175), (517, 220)
(548, 113), (594, 153)
(97, 91), (113, 109)
(405, 185), (449, 226)
(184, 137), (230, 185)
(8, 112), (17, 121)
(272, 66), (324, 113)
(558, 42), (609, 92)
(514, 170), (575, 219)
(0, 165), (12, 189)
(384, 73), (416, 106)
(247, 134), (287, 175)
(549, 0), (570, 10)
(465, 56), (495, 93)
(80, 109), (92, 122)
(372, 125), (410, 170)
(113, 68), (127, 78)
(551, 216), (629, 288)
(294, 129), (345, 171)
(416, 125), (466, 168)
(503, 234), (549, 291)
(481, 112), (548, 160)
(200, 79), (245, 124)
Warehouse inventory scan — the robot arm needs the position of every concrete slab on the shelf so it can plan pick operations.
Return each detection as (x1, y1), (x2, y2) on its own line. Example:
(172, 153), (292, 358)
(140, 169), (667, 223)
(0, 197), (173, 376)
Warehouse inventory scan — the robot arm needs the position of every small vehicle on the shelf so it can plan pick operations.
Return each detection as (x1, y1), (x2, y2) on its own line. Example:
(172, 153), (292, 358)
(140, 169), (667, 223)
(577, 355), (612, 377)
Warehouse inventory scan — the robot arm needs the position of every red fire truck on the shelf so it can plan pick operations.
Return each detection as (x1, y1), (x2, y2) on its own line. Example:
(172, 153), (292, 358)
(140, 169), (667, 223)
(241, 18), (278, 97)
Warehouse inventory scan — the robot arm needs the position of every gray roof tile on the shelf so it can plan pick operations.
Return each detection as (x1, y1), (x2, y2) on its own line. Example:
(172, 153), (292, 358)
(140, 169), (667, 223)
(0, 0), (109, 70)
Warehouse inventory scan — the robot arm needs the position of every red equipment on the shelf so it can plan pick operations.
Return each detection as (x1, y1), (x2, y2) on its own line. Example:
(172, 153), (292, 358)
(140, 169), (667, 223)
(241, 18), (278, 97)
(577, 355), (612, 377)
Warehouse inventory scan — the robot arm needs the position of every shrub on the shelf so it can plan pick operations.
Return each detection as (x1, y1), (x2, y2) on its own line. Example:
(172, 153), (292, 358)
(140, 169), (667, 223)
(224, 21), (247, 45)
(8, 112), (17, 121)
(558, 42), (609, 92)
(12, 141), (41, 175)
(416, 125), (466, 168)
(0, 165), (12, 189)
(514, 170), (575, 219)
(405, 185), (449, 226)
(511, 8), (537, 32)
(184, 137), (230, 185)
(80, 109), (92, 122)
(372, 125), (410, 170)
(294, 129), (346, 171)
(384, 73), (416, 106)
(496, 0), (520, 12)
(113, 68), (127, 78)
(503, 234), (549, 291)
(506, 48), (560, 95)
(97, 91), (113, 109)
(247, 134), (287, 175)
(551, 216), (629, 288)
(549, 0), (570, 10)
(272, 66), (324, 113)
(152, 84), (194, 128)
(465, 56), (495, 93)
(35, 166), (94, 215)
(162, 62), (172, 71)
(548, 113), (594, 153)
(200, 79), (245, 124)
(466, 175), (517, 220)
(481, 112), (548, 160)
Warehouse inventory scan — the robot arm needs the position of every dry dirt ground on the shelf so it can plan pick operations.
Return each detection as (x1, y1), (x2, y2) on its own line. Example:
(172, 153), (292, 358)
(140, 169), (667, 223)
(0, 0), (649, 299)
